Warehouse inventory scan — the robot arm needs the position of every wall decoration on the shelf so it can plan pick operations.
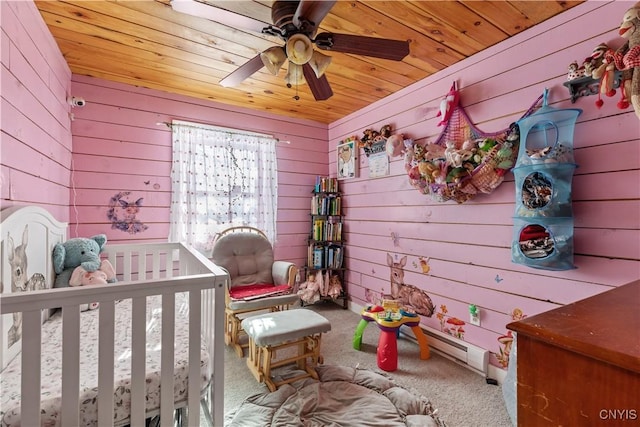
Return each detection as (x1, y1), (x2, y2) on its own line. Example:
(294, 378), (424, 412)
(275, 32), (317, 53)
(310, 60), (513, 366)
(412, 256), (431, 274)
(511, 89), (580, 271)
(405, 84), (543, 204)
(357, 124), (409, 178)
(386, 254), (435, 317)
(435, 305), (466, 340)
(359, 124), (408, 158)
(367, 150), (389, 178)
(107, 191), (149, 234)
(494, 308), (527, 368)
(337, 138), (358, 180)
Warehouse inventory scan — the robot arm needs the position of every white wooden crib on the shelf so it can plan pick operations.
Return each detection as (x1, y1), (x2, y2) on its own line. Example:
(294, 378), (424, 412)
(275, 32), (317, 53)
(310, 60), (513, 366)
(0, 206), (228, 427)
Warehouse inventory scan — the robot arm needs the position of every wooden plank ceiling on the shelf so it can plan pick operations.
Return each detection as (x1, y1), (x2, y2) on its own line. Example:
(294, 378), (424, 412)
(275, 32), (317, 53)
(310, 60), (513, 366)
(35, 0), (583, 124)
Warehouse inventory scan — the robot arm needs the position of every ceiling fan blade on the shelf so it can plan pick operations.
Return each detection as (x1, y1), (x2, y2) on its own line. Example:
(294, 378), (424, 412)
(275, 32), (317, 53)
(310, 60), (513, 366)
(219, 54), (264, 87)
(171, 0), (266, 33)
(293, 0), (336, 36)
(315, 32), (410, 61)
(303, 63), (333, 101)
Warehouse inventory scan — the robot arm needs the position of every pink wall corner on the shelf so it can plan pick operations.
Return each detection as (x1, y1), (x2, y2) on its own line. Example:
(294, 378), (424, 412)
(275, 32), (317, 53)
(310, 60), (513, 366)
(1, 1), (72, 223)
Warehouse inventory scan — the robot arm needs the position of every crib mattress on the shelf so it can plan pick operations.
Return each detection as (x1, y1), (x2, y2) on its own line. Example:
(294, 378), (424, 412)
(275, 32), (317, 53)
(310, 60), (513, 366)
(0, 293), (211, 427)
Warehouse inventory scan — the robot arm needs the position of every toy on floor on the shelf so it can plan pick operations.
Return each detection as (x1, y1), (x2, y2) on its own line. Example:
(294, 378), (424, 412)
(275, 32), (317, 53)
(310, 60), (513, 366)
(353, 299), (430, 372)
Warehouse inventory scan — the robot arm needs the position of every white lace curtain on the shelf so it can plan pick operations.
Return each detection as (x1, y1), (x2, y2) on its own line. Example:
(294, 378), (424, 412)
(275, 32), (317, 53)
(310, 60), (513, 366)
(168, 120), (278, 256)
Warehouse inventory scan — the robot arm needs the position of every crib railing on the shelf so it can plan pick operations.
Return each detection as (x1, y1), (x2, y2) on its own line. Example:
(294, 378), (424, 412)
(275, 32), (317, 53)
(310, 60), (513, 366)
(0, 242), (227, 427)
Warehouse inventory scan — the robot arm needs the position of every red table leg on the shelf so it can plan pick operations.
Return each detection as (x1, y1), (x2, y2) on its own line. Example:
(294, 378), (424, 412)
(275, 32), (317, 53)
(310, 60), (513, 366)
(377, 328), (398, 372)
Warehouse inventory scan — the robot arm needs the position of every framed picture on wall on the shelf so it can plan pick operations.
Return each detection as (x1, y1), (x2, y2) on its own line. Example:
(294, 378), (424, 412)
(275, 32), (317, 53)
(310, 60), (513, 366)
(337, 139), (358, 180)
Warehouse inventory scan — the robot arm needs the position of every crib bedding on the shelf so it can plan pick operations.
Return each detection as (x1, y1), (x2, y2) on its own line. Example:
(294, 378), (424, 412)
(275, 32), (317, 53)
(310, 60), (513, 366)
(0, 293), (210, 427)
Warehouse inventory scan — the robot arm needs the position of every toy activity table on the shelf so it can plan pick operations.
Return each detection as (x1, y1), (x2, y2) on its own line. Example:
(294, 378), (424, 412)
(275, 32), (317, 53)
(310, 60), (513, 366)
(353, 304), (430, 371)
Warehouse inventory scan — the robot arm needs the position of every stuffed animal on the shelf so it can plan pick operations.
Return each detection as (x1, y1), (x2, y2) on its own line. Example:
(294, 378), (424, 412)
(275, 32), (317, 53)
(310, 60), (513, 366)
(567, 61), (585, 80)
(385, 134), (405, 157)
(423, 142), (446, 161)
(297, 272), (323, 304)
(327, 274), (342, 299)
(52, 234), (116, 288)
(69, 260), (116, 286)
(609, 2), (640, 118)
(590, 43), (609, 71)
(444, 140), (475, 168)
(436, 83), (460, 126)
(379, 124), (393, 138)
(68, 259), (116, 311)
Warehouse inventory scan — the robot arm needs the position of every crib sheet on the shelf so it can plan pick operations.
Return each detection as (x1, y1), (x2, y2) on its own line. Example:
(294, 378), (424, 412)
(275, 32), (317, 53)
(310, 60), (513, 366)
(0, 293), (210, 427)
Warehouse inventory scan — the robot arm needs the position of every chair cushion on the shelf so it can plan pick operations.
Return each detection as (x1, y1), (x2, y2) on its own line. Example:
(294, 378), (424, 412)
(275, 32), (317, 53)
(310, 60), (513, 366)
(241, 309), (332, 347)
(211, 232), (274, 286)
(229, 284), (292, 301)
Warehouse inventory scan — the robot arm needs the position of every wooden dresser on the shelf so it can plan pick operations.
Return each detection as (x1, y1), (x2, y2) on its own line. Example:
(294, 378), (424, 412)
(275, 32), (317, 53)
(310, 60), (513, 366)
(507, 280), (640, 426)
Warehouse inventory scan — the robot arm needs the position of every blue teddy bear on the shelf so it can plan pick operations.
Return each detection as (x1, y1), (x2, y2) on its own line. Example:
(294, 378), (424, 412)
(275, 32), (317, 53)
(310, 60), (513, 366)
(52, 234), (116, 288)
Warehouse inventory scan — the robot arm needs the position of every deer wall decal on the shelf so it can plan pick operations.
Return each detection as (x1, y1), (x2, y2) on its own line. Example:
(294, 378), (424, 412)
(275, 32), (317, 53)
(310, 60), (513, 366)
(387, 253), (435, 317)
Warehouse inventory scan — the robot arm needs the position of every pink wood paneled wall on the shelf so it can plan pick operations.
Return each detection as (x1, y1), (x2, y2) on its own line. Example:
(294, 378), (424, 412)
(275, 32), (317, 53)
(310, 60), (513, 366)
(0, 1), (72, 222)
(3, 0), (639, 369)
(69, 75), (328, 264)
(328, 0), (639, 367)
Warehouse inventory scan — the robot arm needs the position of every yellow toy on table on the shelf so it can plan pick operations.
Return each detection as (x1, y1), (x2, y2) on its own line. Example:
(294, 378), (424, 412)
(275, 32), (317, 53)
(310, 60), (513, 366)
(353, 299), (430, 371)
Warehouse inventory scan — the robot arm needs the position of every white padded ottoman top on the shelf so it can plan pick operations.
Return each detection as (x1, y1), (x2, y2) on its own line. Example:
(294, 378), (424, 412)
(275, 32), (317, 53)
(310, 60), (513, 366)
(241, 309), (331, 347)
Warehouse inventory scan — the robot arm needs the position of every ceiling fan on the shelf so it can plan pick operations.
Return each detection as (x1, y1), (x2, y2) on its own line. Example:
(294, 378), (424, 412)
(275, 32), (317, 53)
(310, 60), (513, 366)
(170, 0), (410, 101)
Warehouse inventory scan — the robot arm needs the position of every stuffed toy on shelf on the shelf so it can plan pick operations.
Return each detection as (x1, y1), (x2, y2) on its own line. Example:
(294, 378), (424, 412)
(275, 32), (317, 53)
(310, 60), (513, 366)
(599, 2), (640, 118)
(613, 1), (640, 118)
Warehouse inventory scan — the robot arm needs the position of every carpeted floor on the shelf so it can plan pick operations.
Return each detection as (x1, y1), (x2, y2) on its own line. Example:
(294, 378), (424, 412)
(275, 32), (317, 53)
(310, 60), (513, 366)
(223, 301), (513, 427)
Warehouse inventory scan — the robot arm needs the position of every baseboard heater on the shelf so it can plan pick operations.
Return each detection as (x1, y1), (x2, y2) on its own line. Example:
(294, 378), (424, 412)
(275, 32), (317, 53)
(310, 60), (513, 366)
(400, 324), (489, 376)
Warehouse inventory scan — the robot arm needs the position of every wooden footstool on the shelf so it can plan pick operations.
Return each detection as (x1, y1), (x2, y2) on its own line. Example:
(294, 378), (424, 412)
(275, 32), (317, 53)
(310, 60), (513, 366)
(241, 309), (331, 391)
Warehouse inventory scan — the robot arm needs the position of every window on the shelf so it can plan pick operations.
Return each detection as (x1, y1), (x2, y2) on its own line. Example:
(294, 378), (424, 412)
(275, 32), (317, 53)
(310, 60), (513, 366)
(169, 120), (278, 256)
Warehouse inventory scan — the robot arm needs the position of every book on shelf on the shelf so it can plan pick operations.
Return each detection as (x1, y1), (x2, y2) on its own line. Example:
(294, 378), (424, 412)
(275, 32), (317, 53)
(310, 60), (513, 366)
(315, 176), (339, 193)
(313, 246), (324, 269)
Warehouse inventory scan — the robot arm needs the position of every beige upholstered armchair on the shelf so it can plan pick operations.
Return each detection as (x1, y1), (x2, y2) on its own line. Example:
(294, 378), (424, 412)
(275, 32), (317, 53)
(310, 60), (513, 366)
(210, 227), (299, 357)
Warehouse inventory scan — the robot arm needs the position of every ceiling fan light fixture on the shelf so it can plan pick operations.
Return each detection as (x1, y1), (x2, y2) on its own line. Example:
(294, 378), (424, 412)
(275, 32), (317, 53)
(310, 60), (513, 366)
(285, 63), (306, 86)
(260, 46), (287, 75)
(286, 33), (314, 65)
(309, 51), (332, 78)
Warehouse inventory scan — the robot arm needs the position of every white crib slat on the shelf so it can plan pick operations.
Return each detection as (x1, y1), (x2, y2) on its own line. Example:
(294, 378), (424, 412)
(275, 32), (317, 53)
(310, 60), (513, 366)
(138, 250), (146, 281)
(123, 249), (132, 281)
(166, 251), (174, 279)
(187, 290), (202, 426)
(160, 293), (175, 427)
(153, 252), (161, 280)
(98, 301), (115, 427)
(130, 296), (147, 427)
(61, 306), (81, 427)
(20, 310), (42, 427)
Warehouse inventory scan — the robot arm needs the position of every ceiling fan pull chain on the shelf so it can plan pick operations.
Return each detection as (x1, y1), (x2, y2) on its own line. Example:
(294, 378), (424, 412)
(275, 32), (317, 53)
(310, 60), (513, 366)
(294, 67), (300, 101)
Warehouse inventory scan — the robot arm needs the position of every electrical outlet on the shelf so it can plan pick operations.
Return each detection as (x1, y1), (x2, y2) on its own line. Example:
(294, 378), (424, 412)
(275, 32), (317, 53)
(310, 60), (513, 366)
(469, 305), (481, 326)
(470, 312), (480, 326)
